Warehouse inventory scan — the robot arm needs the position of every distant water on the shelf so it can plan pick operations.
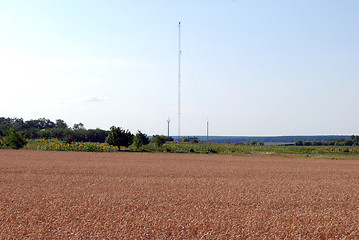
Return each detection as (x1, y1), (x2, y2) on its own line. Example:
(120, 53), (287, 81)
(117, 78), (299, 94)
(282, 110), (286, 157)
(179, 135), (350, 144)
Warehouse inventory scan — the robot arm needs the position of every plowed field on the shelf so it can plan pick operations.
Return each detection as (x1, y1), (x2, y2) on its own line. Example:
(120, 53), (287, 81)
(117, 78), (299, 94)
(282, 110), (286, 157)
(1, 150), (358, 239)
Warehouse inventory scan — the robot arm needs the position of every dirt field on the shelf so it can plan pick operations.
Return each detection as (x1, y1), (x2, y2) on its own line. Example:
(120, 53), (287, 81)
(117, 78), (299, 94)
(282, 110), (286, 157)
(0, 150), (358, 239)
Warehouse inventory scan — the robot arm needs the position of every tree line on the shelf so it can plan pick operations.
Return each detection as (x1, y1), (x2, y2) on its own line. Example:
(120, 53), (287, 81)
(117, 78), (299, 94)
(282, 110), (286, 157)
(295, 136), (359, 147)
(0, 117), (108, 143)
(0, 117), (173, 150)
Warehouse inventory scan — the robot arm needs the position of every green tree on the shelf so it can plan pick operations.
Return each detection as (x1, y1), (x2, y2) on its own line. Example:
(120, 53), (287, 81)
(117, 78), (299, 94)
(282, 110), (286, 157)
(73, 123), (85, 130)
(295, 140), (303, 146)
(151, 135), (166, 147)
(1, 128), (27, 149)
(312, 141), (323, 146)
(37, 118), (56, 129)
(85, 129), (108, 143)
(56, 119), (68, 129)
(39, 129), (53, 139)
(344, 139), (354, 146)
(133, 131), (150, 149)
(24, 118), (55, 130)
(106, 126), (134, 150)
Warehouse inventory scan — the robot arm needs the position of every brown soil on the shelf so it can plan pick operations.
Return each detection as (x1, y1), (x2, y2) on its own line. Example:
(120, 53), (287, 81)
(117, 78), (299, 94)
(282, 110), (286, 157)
(0, 150), (358, 239)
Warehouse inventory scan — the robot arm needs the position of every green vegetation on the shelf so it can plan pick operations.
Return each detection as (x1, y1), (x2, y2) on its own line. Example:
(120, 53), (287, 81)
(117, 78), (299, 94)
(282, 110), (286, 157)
(136, 142), (359, 156)
(0, 128), (27, 149)
(105, 126), (134, 151)
(3, 134), (358, 157)
(0, 117), (108, 143)
(151, 135), (167, 147)
(1, 116), (359, 157)
(195, 135), (351, 144)
(26, 138), (118, 152)
(295, 136), (359, 147)
(132, 131), (150, 150)
(182, 137), (199, 143)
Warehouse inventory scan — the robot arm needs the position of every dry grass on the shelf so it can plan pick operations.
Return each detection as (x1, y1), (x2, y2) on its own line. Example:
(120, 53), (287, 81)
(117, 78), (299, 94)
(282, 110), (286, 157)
(0, 150), (358, 239)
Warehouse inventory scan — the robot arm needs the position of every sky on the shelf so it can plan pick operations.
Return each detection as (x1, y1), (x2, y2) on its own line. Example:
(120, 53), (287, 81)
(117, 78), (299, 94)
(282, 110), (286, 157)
(0, 0), (358, 136)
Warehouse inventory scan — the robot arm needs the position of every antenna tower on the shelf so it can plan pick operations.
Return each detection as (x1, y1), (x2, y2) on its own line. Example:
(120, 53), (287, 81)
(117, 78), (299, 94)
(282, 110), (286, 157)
(167, 118), (170, 137)
(178, 22), (181, 141)
(207, 119), (209, 142)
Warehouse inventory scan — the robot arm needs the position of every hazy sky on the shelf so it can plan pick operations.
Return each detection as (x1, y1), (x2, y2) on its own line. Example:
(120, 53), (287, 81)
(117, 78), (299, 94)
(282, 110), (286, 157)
(1, 0), (358, 136)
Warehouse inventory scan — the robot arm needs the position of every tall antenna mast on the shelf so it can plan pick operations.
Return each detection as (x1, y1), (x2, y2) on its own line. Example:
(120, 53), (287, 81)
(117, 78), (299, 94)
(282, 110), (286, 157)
(207, 119), (209, 142)
(178, 21), (181, 141)
(167, 118), (170, 137)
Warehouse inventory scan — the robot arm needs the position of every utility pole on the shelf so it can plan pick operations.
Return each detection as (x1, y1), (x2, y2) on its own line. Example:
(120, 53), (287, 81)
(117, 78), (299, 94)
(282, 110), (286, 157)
(167, 118), (170, 138)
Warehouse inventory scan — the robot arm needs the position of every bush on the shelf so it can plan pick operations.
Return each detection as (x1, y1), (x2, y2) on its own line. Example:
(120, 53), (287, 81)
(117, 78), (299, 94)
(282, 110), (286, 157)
(151, 135), (167, 147)
(105, 126), (134, 150)
(38, 129), (53, 139)
(344, 140), (354, 146)
(133, 131), (150, 149)
(207, 148), (217, 154)
(166, 136), (174, 142)
(64, 134), (74, 144)
(312, 141), (323, 146)
(295, 140), (303, 146)
(1, 128), (27, 149)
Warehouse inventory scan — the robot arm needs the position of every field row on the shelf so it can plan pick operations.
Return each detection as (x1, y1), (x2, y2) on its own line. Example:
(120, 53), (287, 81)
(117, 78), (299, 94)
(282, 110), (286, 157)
(155, 142), (359, 155)
(23, 138), (359, 156)
(25, 138), (118, 152)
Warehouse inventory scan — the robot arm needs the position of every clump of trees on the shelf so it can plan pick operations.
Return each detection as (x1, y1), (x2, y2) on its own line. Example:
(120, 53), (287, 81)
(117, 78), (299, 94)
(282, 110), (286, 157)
(105, 126), (134, 151)
(0, 117), (108, 143)
(295, 136), (359, 147)
(105, 129), (174, 151)
(0, 128), (27, 149)
(182, 137), (199, 143)
(151, 135), (167, 147)
(0, 116), (175, 151)
(234, 141), (264, 146)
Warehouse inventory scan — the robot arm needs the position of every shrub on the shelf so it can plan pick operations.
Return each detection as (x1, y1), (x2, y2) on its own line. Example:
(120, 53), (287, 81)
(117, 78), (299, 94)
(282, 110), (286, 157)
(64, 134), (74, 144)
(166, 136), (174, 142)
(344, 140), (354, 146)
(207, 148), (217, 154)
(1, 128), (27, 149)
(133, 131), (150, 149)
(38, 129), (53, 139)
(151, 135), (167, 147)
(313, 141), (323, 146)
(106, 126), (134, 150)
